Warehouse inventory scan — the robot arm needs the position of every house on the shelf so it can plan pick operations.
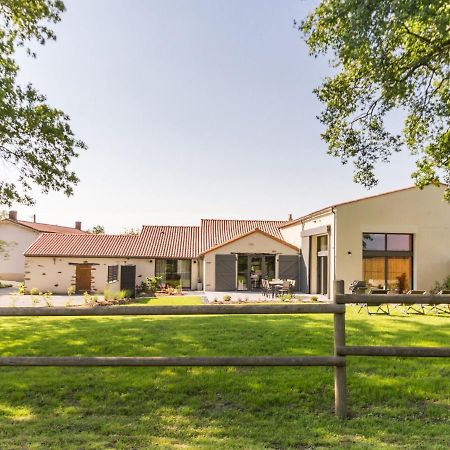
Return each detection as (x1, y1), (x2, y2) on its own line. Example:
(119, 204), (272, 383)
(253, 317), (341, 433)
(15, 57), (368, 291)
(279, 184), (450, 297)
(0, 211), (86, 281)
(23, 185), (450, 295)
(23, 221), (299, 294)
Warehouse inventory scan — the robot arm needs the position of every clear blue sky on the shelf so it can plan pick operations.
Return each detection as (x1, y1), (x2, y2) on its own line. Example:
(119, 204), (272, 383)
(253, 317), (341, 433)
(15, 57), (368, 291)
(10, 0), (417, 233)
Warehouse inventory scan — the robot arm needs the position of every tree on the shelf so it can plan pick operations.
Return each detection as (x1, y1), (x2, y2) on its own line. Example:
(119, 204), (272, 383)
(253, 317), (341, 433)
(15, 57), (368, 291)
(88, 225), (105, 235)
(122, 227), (140, 235)
(300, 0), (450, 200)
(0, 0), (86, 207)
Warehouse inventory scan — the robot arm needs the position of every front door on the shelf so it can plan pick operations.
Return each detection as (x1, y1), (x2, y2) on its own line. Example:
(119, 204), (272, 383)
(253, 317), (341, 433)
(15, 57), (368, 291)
(120, 265), (136, 297)
(76, 264), (91, 292)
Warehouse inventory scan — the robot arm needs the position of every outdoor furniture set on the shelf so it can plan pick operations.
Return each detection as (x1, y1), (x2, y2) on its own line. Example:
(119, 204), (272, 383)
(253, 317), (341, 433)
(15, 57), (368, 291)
(261, 279), (296, 298)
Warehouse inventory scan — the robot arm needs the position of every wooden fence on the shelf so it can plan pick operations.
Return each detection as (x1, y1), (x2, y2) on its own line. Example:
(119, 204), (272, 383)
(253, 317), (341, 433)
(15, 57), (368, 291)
(0, 281), (449, 419)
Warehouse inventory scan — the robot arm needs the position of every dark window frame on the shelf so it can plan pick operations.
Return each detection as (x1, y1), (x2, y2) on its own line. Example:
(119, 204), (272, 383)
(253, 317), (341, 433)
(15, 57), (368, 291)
(362, 233), (414, 291)
(155, 258), (192, 289)
(107, 265), (119, 283)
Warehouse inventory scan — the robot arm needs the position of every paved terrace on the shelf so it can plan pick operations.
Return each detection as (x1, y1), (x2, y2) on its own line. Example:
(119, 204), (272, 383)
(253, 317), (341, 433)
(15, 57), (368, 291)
(0, 283), (329, 306)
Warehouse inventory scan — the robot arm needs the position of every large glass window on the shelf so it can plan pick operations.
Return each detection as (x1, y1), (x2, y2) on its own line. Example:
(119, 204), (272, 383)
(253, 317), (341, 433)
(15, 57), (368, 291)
(362, 233), (413, 292)
(237, 255), (248, 290)
(155, 259), (191, 289)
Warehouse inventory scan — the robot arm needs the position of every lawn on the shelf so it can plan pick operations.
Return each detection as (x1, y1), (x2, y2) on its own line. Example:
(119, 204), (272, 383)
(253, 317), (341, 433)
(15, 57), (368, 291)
(131, 295), (204, 305)
(0, 299), (448, 449)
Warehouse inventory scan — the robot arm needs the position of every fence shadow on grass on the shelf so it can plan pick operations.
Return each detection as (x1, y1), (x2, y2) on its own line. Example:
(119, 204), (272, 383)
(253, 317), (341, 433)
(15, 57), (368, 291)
(0, 311), (448, 448)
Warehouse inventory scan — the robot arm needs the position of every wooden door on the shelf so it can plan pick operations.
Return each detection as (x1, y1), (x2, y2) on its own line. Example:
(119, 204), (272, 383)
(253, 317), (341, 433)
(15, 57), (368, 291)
(76, 264), (91, 292)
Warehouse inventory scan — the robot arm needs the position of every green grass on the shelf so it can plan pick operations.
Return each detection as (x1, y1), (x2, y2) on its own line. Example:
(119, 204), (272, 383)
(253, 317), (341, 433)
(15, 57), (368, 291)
(0, 301), (448, 449)
(131, 295), (203, 305)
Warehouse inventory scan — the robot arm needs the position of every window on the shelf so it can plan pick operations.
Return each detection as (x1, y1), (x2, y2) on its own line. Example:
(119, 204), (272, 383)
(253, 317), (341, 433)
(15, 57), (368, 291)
(317, 235), (328, 252)
(107, 265), (118, 283)
(155, 259), (191, 289)
(362, 233), (413, 292)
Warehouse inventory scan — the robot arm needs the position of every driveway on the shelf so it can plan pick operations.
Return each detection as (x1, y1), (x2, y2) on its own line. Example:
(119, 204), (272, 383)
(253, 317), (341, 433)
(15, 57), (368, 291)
(0, 284), (103, 307)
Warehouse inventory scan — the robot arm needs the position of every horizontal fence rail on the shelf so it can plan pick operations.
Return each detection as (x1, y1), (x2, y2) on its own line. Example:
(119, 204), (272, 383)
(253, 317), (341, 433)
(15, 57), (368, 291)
(0, 304), (345, 317)
(336, 294), (450, 305)
(0, 282), (447, 420)
(0, 356), (346, 367)
(338, 346), (450, 358)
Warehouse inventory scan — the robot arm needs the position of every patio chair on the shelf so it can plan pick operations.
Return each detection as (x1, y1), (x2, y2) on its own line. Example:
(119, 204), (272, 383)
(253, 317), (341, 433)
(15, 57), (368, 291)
(359, 289), (390, 315)
(429, 290), (450, 314)
(261, 279), (272, 298)
(401, 290), (426, 315)
(277, 280), (291, 297)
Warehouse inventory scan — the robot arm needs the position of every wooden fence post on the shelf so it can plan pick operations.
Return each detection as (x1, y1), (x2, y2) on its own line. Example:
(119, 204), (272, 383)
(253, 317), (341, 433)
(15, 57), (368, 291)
(333, 280), (347, 418)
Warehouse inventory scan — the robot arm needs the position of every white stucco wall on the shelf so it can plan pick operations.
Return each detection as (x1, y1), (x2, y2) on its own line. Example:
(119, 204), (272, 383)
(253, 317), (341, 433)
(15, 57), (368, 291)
(279, 223), (302, 248)
(334, 185), (450, 293)
(202, 232), (299, 291)
(24, 256), (198, 294)
(300, 212), (335, 296)
(0, 222), (39, 281)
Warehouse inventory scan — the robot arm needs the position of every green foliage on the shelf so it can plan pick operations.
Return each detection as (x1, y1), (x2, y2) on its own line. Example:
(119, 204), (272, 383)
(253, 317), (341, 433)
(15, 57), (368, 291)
(310, 296), (319, 302)
(67, 286), (75, 296)
(145, 276), (162, 294)
(29, 287), (39, 295)
(117, 290), (127, 300)
(0, 281), (13, 288)
(223, 294), (232, 302)
(17, 283), (25, 295)
(300, 1), (450, 199)
(103, 289), (111, 301)
(431, 274), (450, 293)
(0, 0), (86, 206)
(0, 307), (447, 447)
(88, 225), (105, 235)
(82, 291), (91, 305)
(42, 291), (52, 307)
(121, 227), (140, 235)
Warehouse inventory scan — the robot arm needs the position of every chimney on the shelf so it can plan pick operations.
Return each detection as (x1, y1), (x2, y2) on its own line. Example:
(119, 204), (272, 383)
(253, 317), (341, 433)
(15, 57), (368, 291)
(288, 213), (293, 222)
(9, 210), (17, 221)
(75, 221), (82, 230)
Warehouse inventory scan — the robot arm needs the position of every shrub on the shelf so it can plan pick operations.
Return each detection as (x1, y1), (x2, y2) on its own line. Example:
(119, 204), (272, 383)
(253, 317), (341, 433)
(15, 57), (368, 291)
(310, 296), (319, 302)
(145, 276), (162, 295)
(118, 290), (127, 300)
(30, 287), (39, 295)
(104, 289), (111, 301)
(17, 283), (25, 295)
(223, 295), (232, 302)
(0, 281), (13, 288)
(431, 275), (450, 293)
(42, 291), (53, 307)
(83, 291), (91, 304)
(67, 286), (75, 296)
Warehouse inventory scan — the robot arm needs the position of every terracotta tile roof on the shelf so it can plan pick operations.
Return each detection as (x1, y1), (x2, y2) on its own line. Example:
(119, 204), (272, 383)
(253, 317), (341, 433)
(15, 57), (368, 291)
(25, 233), (141, 257)
(25, 226), (200, 258)
(138, 226), (199, 258)
(25, 220), (293, 258)
(200, 219), (288, 253)
(1, 218), (87, 234)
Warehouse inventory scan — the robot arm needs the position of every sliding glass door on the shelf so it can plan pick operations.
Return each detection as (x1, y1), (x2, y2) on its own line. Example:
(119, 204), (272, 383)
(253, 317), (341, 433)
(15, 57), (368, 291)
(155, 259), (192, 289)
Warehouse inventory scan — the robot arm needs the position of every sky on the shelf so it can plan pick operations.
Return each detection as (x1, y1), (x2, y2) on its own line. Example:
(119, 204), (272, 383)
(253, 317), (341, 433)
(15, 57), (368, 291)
(6, 0), (418, 233)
